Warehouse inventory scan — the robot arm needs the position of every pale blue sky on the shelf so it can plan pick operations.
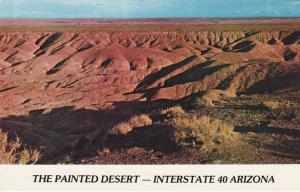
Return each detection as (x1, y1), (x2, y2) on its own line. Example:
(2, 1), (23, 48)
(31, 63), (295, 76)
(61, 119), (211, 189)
(0, 0), (299, 18)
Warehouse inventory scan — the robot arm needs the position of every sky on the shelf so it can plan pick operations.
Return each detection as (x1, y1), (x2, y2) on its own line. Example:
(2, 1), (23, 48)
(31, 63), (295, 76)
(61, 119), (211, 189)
(0, 0), (299, 18)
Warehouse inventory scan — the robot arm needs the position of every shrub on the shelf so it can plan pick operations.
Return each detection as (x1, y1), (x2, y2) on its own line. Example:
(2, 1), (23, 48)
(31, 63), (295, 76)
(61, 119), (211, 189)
(195, 96), (214, 107)
(170, 115), (238, 152)
(160, 105), (186, 116)
(0, 131), (41, 164)
(169, 114), (258, 163)
(128, 114), (152, 128)
(108, 114), (152, 135)
(261, 101), (279, 111)
(194, 89), (236, 107)
(108, 122), (132, 135)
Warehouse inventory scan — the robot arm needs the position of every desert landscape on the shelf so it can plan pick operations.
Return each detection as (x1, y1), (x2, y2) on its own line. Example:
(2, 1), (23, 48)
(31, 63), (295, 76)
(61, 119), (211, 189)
(0, 19), (299, 164)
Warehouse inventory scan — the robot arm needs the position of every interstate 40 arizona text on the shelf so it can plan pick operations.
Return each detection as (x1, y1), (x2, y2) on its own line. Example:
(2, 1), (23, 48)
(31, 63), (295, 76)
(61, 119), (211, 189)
(33, 174), (275, 184)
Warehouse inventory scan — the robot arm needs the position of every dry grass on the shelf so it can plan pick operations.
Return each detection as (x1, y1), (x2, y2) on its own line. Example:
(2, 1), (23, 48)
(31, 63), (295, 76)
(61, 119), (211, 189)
(169, 114), (258, 163)
(160, 105), (186, 116)
(0, 131), (41, 164)
(108, 114), (152, 135)
(108, 122), (132, 135)
(128, 114), (152, 128)
(195, 89), (236, 107)
(170, 115), (238, 152)
(195, 96), (214, 107)
(261, 101), (279, 111)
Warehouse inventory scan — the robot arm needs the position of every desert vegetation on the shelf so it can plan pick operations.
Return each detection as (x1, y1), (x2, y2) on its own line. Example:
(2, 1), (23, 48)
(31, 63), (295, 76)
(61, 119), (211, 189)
(108, 114), (152, 135)
(0, 131), (41, 164)
(159, 105), (186, 116)
(167, 112), (258, 163)
(261, 101), (279, 111)
(170, 115), (237, 150)
(194, 90), (236, 107)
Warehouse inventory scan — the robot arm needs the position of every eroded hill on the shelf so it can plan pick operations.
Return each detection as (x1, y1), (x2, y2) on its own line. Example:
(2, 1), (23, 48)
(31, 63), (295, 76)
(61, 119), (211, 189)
(0, 29), (299, 163)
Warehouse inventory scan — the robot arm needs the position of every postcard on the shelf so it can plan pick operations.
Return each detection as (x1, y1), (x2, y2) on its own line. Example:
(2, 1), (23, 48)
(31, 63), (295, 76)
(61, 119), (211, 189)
(0, 0), (299, 191)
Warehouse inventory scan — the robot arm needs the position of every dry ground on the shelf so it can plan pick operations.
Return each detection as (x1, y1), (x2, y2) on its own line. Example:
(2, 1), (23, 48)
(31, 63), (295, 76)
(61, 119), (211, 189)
(0, 19), (299, 164)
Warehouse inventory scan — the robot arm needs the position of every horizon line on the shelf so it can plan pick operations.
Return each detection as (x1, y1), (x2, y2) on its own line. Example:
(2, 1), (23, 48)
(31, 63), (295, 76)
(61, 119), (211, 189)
(0, 16), (300, 20)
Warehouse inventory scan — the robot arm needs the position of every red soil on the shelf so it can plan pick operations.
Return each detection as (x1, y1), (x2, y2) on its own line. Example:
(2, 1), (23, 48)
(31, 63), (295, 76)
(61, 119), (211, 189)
(0, 24), (299, 163)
